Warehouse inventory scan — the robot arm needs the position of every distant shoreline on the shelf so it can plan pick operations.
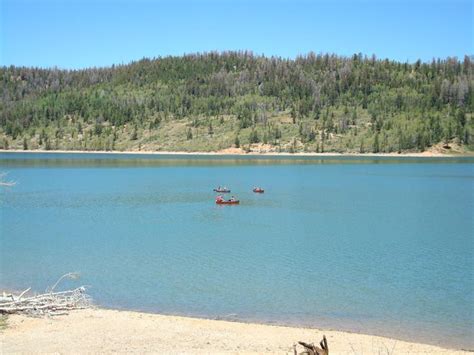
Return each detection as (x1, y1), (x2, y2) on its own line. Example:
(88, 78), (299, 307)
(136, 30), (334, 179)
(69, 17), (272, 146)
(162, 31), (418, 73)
(1, 308), (470, 353)
(1, 148), (472, 158)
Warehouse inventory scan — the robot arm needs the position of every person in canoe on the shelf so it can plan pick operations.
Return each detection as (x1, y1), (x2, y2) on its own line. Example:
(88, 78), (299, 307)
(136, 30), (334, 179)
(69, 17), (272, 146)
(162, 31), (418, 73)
(214, 186), (231, 193)
(216, 195), (239, 204)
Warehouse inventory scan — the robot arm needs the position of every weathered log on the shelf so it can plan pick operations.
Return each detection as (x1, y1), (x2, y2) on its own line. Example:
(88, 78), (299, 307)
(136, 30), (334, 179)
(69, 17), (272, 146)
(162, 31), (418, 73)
(296, 335), (328, 355)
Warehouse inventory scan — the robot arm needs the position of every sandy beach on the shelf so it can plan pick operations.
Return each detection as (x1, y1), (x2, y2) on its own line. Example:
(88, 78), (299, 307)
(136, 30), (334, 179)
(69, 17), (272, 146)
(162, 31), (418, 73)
(0, 308), (468, 354)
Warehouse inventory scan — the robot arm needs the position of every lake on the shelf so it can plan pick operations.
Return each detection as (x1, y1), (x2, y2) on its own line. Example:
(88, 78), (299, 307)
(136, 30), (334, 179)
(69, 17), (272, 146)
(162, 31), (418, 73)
(1, 152), (473, 349)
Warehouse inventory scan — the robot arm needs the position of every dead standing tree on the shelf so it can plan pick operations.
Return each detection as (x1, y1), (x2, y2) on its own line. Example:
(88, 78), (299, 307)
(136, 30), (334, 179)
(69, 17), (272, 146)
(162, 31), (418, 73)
(294, 335), (328, 355)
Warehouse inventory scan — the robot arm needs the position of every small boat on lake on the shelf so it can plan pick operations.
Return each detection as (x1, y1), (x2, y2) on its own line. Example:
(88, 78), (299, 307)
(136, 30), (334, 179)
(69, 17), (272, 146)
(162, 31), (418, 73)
(253, 187), (264, 193)
(215, 195), (239, 205)
(213, 187), (231, 193)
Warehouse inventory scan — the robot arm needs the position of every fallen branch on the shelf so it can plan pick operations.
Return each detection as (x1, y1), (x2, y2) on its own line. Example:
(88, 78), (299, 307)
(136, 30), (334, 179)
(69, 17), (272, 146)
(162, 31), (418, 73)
(294, 335), (328, 355)
(0, 273), (91, 316)
(47, 272), (80, 293)
(0, 172), (16, 187)
(18, 287), (31, 300)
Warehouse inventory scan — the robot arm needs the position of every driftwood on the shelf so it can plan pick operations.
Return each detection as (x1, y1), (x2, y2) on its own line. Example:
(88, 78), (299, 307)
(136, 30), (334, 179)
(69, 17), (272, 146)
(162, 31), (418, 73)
(0, 172), (16, 186)
(0, 273), (91, 316)
(294, 335), (328, 355)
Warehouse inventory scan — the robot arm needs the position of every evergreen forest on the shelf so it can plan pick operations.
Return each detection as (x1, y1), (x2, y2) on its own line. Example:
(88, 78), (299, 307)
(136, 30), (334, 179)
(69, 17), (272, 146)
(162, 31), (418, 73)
(1, 51), (472, 153)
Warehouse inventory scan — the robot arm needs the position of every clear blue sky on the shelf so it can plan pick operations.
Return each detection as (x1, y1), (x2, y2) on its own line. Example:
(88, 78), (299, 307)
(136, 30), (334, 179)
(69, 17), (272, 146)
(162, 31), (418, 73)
(1, 0), (472, 69)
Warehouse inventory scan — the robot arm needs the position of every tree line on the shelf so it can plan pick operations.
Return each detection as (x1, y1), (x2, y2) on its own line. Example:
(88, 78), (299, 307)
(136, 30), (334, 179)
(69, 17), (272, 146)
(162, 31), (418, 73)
(1, 51), (472, 152)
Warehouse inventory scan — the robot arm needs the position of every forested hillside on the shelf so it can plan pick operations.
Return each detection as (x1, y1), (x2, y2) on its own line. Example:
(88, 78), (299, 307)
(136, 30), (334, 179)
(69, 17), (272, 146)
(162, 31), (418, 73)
(1, 51), (473, 153)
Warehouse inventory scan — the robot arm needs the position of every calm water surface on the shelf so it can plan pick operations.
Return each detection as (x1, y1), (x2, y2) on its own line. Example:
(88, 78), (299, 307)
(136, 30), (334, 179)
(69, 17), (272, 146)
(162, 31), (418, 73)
(1, 153), (473, 348)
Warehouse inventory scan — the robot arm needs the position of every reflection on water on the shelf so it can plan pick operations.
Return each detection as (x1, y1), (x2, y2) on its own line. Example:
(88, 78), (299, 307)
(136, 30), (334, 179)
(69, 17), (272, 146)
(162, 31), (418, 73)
(1, 152), (473, 168)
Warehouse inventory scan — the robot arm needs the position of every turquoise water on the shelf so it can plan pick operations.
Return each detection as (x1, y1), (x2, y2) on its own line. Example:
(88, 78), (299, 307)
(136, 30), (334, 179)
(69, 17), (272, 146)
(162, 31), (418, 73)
(1, 153), (473, 349)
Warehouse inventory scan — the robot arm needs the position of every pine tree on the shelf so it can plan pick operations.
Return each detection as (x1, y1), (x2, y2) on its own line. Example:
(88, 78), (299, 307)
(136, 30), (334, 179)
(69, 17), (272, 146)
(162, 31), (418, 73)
(373, 133), (380, 153)
(249, 129), (259, 144)
(131, 126), (138, 140)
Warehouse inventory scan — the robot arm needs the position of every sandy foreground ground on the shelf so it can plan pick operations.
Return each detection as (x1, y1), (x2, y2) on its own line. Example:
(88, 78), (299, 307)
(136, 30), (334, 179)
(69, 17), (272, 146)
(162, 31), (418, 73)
(0, 308), (468, 354)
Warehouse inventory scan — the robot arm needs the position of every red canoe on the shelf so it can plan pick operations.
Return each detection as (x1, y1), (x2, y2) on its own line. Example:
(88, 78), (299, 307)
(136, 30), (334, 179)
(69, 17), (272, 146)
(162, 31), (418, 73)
(216, 200), (240, 205)
(216, 196), (240, 205)
(253, 188), (264, 193)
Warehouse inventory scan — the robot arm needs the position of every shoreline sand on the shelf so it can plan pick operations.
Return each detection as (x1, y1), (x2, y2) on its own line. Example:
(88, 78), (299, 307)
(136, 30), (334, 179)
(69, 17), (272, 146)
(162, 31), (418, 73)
(0, 148), (472, 158)
(0, 308), (470, 354)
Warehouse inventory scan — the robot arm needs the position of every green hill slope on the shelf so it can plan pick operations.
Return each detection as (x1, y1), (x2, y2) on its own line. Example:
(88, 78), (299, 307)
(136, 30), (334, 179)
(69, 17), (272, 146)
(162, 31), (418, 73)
(1, 52), (473, 153)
